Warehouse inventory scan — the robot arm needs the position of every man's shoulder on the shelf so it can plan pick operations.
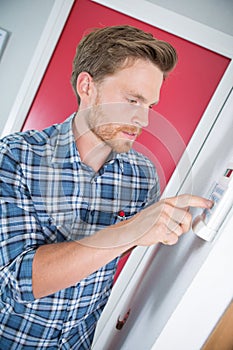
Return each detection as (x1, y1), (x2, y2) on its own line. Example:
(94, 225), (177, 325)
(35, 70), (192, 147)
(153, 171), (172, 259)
(0, 115), (72, 157)
(0, 126), (55, 161)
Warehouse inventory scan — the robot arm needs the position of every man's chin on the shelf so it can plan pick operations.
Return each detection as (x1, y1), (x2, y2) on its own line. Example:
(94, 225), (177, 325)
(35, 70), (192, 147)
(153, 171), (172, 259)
(106, 139), (133, 153)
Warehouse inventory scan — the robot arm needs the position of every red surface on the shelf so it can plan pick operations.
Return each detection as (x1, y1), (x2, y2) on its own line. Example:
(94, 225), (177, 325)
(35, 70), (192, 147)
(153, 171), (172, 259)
(23, 0), (230, 187)
(22, 0), (230, 276)
(23, 0), (230, 185)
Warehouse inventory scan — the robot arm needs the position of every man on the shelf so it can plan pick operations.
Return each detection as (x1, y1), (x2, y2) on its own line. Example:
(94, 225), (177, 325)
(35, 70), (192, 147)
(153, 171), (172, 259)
(0, 25), (212, 348)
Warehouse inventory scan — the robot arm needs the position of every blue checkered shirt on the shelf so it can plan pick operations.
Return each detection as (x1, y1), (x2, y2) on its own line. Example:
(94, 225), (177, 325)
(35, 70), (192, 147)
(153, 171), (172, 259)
(0, 114), (160, 349)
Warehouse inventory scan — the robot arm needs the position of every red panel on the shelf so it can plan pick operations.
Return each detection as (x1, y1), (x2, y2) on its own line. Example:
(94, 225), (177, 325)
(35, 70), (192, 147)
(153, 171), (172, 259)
(22, 0), (230, 276)
(23, 0), (230, 187)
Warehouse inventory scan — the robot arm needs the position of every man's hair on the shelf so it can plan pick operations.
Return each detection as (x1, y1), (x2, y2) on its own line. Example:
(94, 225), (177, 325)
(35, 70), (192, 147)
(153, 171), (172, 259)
(71, 25), (178, 104)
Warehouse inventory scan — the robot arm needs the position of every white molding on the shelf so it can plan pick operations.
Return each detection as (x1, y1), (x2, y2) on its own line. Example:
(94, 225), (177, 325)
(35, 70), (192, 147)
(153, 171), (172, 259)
(92, 0), (233, 58)
(1, 0), (75, 138)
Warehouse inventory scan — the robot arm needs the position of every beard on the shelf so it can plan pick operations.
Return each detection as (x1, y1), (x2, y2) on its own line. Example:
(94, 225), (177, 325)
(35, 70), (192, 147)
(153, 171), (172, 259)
(93, 123), (140, 153)
(88, 101), (141, 153)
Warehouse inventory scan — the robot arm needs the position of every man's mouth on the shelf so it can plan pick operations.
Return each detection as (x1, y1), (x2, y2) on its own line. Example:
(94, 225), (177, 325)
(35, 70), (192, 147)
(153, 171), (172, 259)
(121, 130), (138, 140)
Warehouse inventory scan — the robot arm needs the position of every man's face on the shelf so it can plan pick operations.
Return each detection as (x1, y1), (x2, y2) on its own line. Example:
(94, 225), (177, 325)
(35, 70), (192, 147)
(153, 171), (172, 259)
(87, 59), (164, 153)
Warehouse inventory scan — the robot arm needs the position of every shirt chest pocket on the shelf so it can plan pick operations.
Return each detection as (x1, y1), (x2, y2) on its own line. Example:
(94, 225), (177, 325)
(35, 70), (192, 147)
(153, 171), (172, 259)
(46, 204), (117, 241)
(45, 195), (147, 241)
(43, 210), (77, 241)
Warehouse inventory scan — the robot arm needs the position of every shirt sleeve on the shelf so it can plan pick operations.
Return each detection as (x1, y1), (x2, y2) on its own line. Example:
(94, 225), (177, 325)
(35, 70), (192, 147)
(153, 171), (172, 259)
(0, 140), (47, 303)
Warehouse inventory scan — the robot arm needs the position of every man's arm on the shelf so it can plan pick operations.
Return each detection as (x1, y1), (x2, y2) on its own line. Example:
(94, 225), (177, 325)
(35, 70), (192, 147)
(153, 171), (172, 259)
(32, 194), (213, 298)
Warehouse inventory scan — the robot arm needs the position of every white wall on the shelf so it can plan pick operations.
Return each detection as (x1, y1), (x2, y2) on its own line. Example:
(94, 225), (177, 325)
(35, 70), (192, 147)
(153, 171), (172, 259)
(148, 0), (233, 36)
(0, 0), (55, 136)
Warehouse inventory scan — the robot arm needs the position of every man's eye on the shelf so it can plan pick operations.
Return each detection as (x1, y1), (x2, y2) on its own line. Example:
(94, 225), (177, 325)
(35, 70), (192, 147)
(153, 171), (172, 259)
(128, 99), (137, 104)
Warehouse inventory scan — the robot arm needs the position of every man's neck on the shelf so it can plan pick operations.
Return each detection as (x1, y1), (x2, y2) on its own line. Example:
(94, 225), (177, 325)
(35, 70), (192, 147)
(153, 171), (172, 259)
(73, 115), (112, 172)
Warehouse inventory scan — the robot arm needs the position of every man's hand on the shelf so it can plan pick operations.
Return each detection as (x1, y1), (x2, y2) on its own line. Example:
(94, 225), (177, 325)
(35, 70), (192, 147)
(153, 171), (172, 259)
(131, 194), (213, 246)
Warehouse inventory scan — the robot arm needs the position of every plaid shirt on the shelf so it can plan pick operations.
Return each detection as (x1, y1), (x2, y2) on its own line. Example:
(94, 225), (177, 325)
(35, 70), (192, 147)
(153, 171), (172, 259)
(0, 114), (160, 349)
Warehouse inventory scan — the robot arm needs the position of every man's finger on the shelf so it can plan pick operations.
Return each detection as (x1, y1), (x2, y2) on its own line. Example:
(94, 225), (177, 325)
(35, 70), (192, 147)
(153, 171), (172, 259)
(164, 194), (213, 209)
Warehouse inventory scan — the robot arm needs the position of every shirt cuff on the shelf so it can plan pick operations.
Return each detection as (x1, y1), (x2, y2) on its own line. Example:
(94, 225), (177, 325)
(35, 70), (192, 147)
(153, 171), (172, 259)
(14, 248), (36, 302)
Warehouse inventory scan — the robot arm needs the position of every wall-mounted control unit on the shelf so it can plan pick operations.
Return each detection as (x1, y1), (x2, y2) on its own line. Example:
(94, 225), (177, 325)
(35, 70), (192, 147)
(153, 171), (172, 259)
(192, 162), (233, 241)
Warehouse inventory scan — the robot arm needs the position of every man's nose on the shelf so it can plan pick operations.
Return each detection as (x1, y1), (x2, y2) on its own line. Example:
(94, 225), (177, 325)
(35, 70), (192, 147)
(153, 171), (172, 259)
(131, 106), (149, 128)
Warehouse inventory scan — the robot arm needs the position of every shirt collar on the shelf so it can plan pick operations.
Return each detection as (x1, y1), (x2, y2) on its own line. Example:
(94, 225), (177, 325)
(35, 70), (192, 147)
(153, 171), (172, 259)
(51, 113), (81, 164)
(106, 151), (124, 172)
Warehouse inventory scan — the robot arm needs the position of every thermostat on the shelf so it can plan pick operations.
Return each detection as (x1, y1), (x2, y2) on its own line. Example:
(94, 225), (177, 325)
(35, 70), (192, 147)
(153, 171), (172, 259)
(192, 162), (233, 241)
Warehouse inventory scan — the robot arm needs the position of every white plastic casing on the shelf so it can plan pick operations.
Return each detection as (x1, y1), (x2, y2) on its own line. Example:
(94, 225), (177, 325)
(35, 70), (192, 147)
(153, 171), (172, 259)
(192, 162), (233, 241)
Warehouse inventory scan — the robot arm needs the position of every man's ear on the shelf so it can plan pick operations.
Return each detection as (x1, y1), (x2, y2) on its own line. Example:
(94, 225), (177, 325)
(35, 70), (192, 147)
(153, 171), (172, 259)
(76, 72), (94, 104)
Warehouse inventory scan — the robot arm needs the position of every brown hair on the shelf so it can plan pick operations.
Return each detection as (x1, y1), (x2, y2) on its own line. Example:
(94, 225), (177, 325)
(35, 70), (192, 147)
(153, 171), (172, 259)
(71, 25), (178, 104)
